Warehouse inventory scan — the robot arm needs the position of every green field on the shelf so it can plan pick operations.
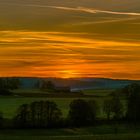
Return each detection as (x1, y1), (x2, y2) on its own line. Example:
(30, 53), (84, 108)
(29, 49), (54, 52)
(0, 97), (72, 118)
(83, 89), (114, 96)
(0, 89), (114, 118)
(13, 89), (114, 96)
(0, 96), (106, 118)
(0, 89), (138, 140)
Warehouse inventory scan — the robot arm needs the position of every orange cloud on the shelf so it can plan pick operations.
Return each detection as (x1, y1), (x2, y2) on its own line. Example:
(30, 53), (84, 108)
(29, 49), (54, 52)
(0, 31), (140, 80)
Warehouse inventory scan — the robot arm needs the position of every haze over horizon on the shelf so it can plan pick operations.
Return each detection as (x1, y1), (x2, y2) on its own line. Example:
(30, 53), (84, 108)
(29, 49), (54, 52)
(0, 0), (140, 80)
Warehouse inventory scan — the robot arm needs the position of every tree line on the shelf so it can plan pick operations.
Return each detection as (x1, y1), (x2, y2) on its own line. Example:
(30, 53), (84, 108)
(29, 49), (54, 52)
(0, 78), (20, 96)
(0, 83), (140, 128)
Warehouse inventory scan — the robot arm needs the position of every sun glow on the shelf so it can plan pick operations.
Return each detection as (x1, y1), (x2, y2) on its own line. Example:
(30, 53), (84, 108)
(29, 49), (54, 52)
(58, 70), (79, 78)
(0, 31), (140, 80)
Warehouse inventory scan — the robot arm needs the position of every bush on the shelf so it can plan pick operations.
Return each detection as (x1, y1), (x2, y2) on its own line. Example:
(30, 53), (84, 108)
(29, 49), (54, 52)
(0, 112), (4, 128)
(126, 83), (140, 122)
(0, 89), (12, 96)
(68, 99), (97, 127)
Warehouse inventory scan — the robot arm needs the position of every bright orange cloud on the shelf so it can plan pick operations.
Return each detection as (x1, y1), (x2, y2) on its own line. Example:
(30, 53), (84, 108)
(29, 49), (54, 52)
(0, 31), (140, 80)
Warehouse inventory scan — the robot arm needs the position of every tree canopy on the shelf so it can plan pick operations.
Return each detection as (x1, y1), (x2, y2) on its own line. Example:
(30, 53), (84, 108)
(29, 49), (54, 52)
(68, 99), (97, 127)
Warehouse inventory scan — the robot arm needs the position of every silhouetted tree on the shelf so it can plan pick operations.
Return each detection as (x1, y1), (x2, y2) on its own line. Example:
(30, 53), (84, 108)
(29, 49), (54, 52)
(0, 79), (5, 89)
(88, 100), (98, 123)
(14, 100), (62, 128)
(30, 101), (41, 127)
(0, 79), (13, 96)
(0, 112), (3, 128)
(40, 80), (55, 91)
(111, 95), (123, 120)
(68, 99), (97, 127)
(34, 80), (41, 89)
(0, 78), (20, 93)
(14, 104), (30, 128)
(103, 95), (123, 120)
(126, 83), (140, 122)
(6, 78), (21, 89)
(30, 101), (62, 127)
(103, 99), (113, 121)
(43, 101), (62, 127)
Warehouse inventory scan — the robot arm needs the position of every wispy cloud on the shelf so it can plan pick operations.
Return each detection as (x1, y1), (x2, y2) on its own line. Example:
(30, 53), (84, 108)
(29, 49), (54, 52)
(48, 6), (140, 16)
(2, 3), (140, 16)
(0, 2), (140, 79)
(69, 17), (138, 25)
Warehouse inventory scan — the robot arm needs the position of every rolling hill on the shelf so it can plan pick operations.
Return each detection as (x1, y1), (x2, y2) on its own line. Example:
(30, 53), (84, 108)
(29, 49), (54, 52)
(7, 77), (140, 90)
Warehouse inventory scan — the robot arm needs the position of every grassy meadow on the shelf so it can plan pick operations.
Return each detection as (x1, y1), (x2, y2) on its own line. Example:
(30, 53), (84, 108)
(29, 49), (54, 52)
(0, 97), (73, 118)
(0, 88), (133, 140)
(0, 89), (113, 118)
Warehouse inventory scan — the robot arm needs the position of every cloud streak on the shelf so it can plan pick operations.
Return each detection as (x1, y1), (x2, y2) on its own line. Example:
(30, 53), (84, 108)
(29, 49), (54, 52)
(48, 6), (140, 16)
(2, 3), (140, 16)
(0, 31), (140, 79)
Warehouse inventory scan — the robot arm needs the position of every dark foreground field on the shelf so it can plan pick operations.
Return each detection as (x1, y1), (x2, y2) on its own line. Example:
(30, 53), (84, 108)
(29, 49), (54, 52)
(0, 127), (140, 140)
(1, 134), (140, 140)
(0, 88), (139, 140)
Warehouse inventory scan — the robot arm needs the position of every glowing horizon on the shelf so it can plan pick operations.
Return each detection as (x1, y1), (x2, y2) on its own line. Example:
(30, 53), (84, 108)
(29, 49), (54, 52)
(0, 31), (140, 80)
(0, 1), (140, 80)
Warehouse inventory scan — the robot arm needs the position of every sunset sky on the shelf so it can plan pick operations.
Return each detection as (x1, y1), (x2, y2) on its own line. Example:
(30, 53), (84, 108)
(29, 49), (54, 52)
(0, 0), (140, 79)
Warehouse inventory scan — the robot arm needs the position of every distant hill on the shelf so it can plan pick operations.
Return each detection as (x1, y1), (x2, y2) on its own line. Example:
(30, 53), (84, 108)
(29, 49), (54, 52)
(50, 78), (140, 91)
(1, 77), (139, 91)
